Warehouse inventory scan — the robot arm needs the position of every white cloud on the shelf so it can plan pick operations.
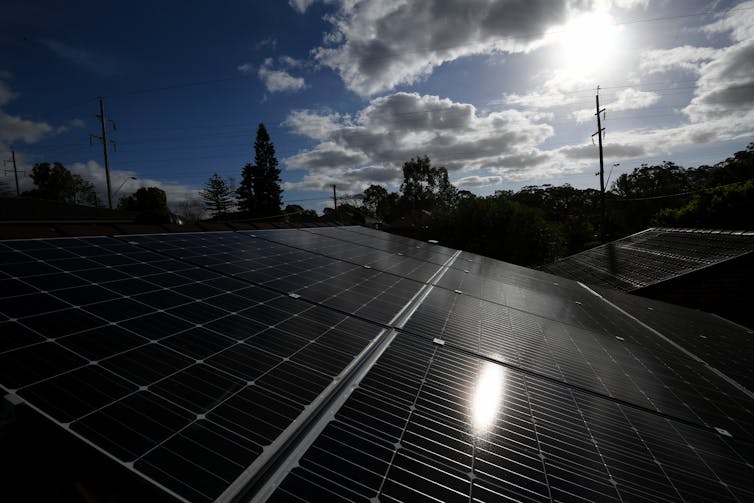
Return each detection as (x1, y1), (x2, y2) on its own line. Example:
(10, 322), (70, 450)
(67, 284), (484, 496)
(241, 57), (307, 93)
(254, 37), (278, 51)
(0, 77), (87, 146)
(285, 110), (347, 140)
(456, 175), (503, 188)
(284, 164), (402, 192)
(500, 69), (595, 109)
(312, 0), (600, 96)
(684, 37), (754, 122)
(572, 88), (660, 122)
(258, 67), (306, 92)
(286, 142), (368, 171)
(0, 80), (18, 106)
(284, 92), (562, 189)
(289, 0), (319, 14)
(639, 45), (719, 75)
(237, 63), (254, 74)
(702, 0), (754, 42)
(0, 110), (54, 144)
(68, 161), (201, 206)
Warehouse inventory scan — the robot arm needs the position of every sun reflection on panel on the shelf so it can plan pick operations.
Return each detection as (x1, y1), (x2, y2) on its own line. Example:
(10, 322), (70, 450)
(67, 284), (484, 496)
(471, 359), (506, 435)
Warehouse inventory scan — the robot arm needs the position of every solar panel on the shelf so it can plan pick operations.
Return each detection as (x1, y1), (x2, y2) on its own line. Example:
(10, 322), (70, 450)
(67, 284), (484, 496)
(0, 234), (389, 502)
(541, 228), (754, 291)
(263, 334), (754, 503)
(2, 227), (754, 502)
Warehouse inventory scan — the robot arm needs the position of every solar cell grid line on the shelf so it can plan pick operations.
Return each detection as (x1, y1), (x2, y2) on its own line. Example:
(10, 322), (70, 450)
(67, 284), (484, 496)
(266, 334), (754, 503)
(147, 230), (752, 440)
(396, 285), (754, 437)
(247, 227), (661, 351)
(0, 234), (399, 502)
(250, 227), (654, 357)
(423, 258), (754, 424)
(302, 226), (458, 268)
(124, 232), (429, 326)
(138, 231), (752, 440)
(338, 225), (459, 259)
(592, 285), (754, 394)
(241, 229), (441, 284)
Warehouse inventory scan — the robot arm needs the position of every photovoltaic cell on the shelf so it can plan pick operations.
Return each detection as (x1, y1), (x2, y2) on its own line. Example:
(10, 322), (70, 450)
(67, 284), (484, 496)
(2, 227), (754, 502)
(268, 334), (754, 503)
(0, 234), (388, 502)
(593, 285), (754, 393)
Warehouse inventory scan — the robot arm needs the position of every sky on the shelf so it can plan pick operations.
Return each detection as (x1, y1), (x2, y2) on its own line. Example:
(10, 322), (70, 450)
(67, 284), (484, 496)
(2, 0), (754, 213)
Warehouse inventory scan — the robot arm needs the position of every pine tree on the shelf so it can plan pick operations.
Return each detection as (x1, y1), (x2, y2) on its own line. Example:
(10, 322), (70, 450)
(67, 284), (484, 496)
(237, 123), (283, 216)
(200, 173), (234, 217)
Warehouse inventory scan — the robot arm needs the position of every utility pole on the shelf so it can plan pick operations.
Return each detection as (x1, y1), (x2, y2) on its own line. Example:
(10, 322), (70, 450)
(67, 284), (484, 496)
(592, 86), (606, 241)
(3, 148), (20, 196)
(332, 184), (337, 214)
(90, 97), (117, 209)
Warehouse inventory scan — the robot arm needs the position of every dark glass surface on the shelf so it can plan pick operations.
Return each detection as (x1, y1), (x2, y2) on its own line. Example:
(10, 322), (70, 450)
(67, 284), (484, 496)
(271, 334), (754, 503)
(2, 229), (754, 503)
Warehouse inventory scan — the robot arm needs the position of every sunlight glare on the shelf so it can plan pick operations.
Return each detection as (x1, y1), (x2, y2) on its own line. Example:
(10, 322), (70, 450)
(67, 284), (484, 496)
(556, 11), (621, 75)
(471, 360), (506, 434)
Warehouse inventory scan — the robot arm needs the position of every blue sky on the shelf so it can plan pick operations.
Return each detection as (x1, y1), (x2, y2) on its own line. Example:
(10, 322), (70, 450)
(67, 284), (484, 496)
(2, 0), (753, 212)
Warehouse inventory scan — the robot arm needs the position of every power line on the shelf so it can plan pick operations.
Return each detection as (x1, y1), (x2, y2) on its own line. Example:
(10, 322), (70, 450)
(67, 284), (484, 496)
(608, 181), (747, 202)
(42, 4), (747, 108)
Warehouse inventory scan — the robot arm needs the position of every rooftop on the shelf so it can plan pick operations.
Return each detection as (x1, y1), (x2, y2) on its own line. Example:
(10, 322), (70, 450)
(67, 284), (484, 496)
(2, 226), (753, 502)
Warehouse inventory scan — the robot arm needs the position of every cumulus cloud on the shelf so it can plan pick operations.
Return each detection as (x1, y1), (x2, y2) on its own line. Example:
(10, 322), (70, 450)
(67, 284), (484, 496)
(284, 164), (402, 192)
(0, 110), (54, 144)
(500, 69), (595, 109)
(312, 0), (593, 96)
(702, 0), (754, 42)
(683, 38), (754, 121)
(239, 57), (307, 93)
(572, 88), (660, 122)
(492, 2), (754, 172)
(254, 37), (278, 51)
(0, 80), (18, 106)
(289, 0), (319, 14)
(286, 142), (368, 171)
(284, 92), (561, 190)
(456, 175), (503, 188)
(259, 67), (306, 93)
(639, 45), (719, 75)
(0, 77), (57, 145)
(68, 160), (201, 206)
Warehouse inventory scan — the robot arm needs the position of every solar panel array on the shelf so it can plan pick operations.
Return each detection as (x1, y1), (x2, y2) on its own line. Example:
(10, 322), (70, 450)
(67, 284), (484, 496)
(540, 227), (754, 291)
(1, 226), (753, 502)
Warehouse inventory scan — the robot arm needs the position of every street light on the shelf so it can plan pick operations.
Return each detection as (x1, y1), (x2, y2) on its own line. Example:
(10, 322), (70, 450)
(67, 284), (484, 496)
(606, 163), (619, 188)
(113, 176), (137, 200)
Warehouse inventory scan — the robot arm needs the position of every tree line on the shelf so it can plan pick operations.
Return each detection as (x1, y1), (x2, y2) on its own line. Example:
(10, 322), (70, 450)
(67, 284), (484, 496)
(8, 124), (751, 266)
(349, 143), (754, 266)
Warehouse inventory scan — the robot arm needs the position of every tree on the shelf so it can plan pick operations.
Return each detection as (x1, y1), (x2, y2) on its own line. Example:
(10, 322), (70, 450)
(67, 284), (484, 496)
(652, 179), (754, 230)
(200, 173), (235, 217)
(362, 184), (388, 216)
(237, 123), (283, 216)
(284, 204), (317, 221)
(400, 156), (456, 211)
(118, 186), (170, 223)
(430, 193), (564, 266)
(26, 162), (98, 205)
(118, 186), (167, 211)
(174, 198), (206, 223)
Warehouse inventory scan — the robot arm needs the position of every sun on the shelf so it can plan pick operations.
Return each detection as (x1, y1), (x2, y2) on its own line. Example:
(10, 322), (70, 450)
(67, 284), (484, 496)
(553, 11), (622, 76)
